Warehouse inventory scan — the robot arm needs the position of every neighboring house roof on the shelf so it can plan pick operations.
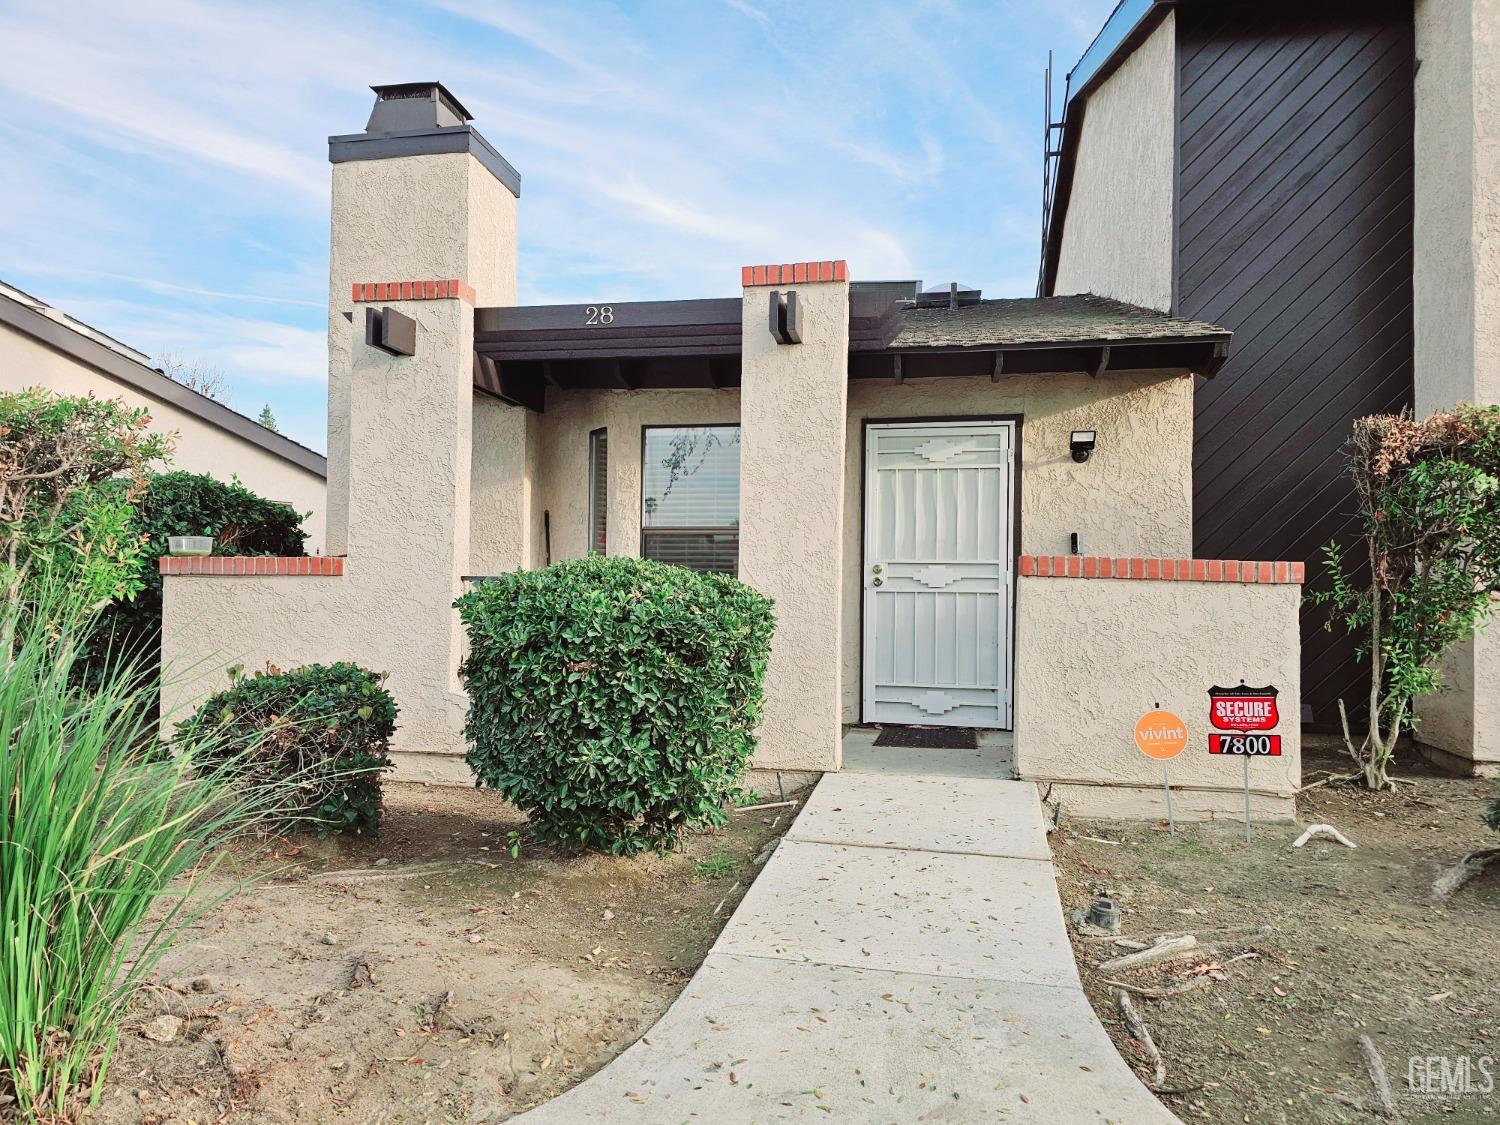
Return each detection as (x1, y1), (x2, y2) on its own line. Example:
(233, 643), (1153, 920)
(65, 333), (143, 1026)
(1039, 0), (1177, 297)
(0, 281), (327, 478)
(888, 294), (1227, 350)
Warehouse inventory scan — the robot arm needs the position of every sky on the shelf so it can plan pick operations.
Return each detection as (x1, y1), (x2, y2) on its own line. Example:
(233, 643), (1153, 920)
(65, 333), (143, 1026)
(0, 0), (1115, 453)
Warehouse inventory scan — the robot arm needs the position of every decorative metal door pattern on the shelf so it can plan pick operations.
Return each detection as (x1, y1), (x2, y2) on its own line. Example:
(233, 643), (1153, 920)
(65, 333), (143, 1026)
(862, 421), (1015, 728)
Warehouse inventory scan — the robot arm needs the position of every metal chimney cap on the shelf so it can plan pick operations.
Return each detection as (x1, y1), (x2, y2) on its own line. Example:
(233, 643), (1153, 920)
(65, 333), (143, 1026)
(365, 82), (473, 134)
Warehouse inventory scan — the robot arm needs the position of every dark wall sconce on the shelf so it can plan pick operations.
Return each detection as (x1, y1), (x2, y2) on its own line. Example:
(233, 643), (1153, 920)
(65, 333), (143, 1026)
(366, 306), (417, 356)
(1070, 430), (1097, 463)
(768, 289), (801, 345)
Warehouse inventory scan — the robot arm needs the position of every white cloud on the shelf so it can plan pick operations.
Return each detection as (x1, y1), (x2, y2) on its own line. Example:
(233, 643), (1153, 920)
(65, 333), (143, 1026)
(0, 0), (1122, 448)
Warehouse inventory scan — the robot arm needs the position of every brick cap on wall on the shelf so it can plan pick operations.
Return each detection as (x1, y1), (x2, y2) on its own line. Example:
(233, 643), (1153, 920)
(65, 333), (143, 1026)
(1018, 555), (1305, 584)
(351, 280), (476, 304)
(742, 261), (848, 287)
(160, 556), (345, 577)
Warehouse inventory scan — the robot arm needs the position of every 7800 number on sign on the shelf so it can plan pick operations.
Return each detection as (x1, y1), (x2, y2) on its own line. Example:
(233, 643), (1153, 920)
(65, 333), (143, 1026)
(1208, 733), (1282, 756)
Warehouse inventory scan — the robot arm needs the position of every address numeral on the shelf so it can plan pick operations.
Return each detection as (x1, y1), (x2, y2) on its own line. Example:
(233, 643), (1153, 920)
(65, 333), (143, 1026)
(584, 305), (614, 325)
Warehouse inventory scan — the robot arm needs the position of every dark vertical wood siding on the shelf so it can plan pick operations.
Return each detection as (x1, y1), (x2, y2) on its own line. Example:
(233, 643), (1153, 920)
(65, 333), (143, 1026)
(1175, 1), (1413, 726)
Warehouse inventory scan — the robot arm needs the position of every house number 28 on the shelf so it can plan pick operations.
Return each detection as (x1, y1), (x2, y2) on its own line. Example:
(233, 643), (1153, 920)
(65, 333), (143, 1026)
(584, 305), (614, 325)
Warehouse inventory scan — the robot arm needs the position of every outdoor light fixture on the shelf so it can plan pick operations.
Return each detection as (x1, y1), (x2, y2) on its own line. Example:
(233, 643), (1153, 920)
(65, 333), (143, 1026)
(366, 306), (417, 357)
(1070, 430), (1097, 463)
(768, 289), (802, 345)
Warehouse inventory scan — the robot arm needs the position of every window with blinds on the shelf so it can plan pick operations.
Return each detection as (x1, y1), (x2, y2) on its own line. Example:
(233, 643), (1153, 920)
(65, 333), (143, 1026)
(640, 424), (740, 575)
(588, 428), (607, 555)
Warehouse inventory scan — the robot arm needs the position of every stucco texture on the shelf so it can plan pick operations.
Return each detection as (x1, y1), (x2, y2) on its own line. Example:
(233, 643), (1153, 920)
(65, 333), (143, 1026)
(840, 371), (1193, 721)
(165, 290), (484, 762)
(1054, 12), (1176, 312)
(740, 278), (850, 771)
(1412, 0), (1500, 772)
(326, 151), (518, 555)
(0, 325), (326, 550)
(1014, 576), (1301, 820)
(470, 396), (541, 574)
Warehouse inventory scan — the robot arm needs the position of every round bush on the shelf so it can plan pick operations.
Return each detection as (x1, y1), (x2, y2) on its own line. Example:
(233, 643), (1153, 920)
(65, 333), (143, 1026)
(176, 662), (397, 836)
(456, 556), (776, 855)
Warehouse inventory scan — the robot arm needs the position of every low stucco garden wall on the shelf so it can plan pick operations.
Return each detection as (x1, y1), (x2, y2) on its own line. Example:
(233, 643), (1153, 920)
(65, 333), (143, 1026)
(1014, 556), (1303, 820)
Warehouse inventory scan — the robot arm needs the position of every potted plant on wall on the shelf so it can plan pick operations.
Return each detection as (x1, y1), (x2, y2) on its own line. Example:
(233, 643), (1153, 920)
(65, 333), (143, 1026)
(166, 535), (214, 556)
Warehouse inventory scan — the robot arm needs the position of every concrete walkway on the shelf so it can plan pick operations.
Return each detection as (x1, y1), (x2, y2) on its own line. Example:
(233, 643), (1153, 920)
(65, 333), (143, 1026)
(521, 763), (1177, 1123)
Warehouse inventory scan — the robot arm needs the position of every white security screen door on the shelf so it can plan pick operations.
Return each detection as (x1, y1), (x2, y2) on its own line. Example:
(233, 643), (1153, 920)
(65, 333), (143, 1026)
(862, 421), (1015, 728)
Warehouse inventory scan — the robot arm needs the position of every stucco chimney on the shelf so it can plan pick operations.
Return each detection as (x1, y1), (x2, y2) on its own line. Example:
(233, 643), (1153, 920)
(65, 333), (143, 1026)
(323, 81), (520, 558)
(328, 82), (521, 199)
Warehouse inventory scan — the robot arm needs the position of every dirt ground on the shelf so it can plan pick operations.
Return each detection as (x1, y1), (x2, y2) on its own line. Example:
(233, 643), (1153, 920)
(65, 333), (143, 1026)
(1053, 737), (1500, 1124)
(93, 782), (801, 1124)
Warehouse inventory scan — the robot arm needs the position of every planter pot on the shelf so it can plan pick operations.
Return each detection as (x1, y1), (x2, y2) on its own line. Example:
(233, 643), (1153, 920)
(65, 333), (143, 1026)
(168, 535), (214, 557)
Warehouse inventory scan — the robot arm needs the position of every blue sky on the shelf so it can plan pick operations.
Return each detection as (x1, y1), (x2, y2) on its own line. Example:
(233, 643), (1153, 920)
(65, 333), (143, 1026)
(0, 0), (1113, 453)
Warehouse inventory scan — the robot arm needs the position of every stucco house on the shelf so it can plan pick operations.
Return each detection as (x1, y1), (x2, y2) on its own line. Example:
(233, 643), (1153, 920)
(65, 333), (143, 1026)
(161, 82), (1306, 819)
(1040, 0), (1497, 776)
(0, 280), (328, 550)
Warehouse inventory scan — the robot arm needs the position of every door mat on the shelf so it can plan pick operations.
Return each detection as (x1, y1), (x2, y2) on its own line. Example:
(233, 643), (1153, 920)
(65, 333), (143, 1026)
(872, 726), (978, 750)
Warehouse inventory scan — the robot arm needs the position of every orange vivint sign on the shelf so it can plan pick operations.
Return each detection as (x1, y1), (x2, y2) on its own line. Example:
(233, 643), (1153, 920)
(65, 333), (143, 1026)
(1135, 710), (1188, 760)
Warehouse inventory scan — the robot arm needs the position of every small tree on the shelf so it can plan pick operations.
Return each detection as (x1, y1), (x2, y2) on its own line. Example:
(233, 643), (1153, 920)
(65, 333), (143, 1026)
(155, 351), (229, 403)
(257, 404), (279, 432)
(0, 389), (170, 620)
(1316, 405), (1500, 789)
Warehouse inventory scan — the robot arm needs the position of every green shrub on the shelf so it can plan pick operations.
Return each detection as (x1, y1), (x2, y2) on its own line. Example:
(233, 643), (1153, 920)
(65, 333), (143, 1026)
(456, 556), (775, 855)
(0, 388), (170, 620)
(177, 662), (397, 836)
(98, 471), (307, 655)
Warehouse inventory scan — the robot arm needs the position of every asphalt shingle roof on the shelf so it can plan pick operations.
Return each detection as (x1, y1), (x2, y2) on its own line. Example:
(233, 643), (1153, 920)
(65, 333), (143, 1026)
(888, 293), (1229, 350)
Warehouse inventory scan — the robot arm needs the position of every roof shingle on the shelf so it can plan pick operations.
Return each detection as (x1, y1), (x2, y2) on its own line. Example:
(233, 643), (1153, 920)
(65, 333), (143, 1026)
(888, 293), (1229, 350)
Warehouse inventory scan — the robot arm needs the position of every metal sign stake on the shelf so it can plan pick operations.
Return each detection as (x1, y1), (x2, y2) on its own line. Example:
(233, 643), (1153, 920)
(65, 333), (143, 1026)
(1163, 761), (1176, 836)
(1243, 756), (1252, 843)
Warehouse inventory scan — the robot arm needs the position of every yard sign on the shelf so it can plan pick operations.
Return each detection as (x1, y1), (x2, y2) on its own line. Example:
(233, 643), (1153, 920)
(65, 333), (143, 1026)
(1135, 709), (1187, 834)
(1208, 685), (1282, 841)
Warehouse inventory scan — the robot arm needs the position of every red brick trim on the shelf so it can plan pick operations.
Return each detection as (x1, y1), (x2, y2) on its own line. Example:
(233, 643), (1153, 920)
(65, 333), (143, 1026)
(1016, 555), (1304, 584)
(741, 261), (848, 286)
(351, 280), (476, 304)
(159, 556), (345, 577)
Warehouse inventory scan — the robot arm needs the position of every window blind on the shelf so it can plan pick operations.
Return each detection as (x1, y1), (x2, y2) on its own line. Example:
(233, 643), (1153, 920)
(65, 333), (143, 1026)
(588, 429), (607, 555)
(640, 425), (739, 574)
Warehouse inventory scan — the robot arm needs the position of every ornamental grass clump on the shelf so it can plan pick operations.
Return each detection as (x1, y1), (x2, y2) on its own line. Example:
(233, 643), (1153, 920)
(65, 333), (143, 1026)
(176, 662), (398, 836)
(0, 592), (289, 1119)
(456, 556), (775, 855)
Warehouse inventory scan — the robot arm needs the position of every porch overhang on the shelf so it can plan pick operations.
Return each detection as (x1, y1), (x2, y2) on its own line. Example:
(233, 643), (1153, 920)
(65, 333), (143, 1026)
(471, 291), (1230, 410)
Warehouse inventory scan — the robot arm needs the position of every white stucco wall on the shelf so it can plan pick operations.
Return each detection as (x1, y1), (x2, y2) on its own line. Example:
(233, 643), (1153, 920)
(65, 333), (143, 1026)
(166, 138), (520, 786)
(1053, 13), (1177, 312)
(840, 371), (1194, 721)
(0, 324), (326, 551)
(326, 151), (518, 555)
(470, 396), (540, 574)
(163, 295), (482, 783)
(740, 276), (850, 771)
(1015, 575), (1302, 820)
(1413, 0), (1500, 775)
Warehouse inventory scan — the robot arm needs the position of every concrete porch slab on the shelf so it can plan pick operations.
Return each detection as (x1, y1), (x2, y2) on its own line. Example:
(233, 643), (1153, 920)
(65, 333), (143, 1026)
(519, 952), (1176, 1123)
(841, 725), (1016, 778)
(789, 769), (1051, 859)
(713, 839), (1078, 988)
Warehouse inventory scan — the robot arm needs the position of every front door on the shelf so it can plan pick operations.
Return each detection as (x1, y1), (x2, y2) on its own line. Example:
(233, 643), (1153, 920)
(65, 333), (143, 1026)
(862, 421), (1015, 728)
